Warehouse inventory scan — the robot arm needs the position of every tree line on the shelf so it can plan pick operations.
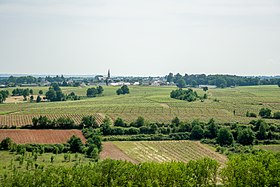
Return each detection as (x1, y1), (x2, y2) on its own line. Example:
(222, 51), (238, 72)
(167, 73), (280, 88)
(0, 151), (279, 187)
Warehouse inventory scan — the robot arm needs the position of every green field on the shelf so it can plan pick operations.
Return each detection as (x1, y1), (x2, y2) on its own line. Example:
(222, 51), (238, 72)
(0, 151), (91, 174)
(112, 140), (227, 165)
(0, 85), (280, 126)
(255, 145), (280, 153)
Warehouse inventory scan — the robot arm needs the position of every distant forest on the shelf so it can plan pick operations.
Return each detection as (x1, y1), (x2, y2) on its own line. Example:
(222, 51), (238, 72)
(166, 73), (280, 88)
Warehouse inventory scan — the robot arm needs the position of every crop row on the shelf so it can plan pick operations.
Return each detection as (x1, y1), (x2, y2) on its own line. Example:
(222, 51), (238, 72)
(113, 141), (227, 164)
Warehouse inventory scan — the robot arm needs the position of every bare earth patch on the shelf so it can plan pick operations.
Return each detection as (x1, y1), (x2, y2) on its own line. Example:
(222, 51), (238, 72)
(100, 142), (138, 163)
(0, 129), (86, 144)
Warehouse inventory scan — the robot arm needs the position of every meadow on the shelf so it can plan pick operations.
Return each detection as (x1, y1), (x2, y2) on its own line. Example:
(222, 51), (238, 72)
(0, 85), (280, 127)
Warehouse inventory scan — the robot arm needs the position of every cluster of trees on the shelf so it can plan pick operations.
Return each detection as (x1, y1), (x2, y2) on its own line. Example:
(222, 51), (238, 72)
(167, 73), (280, 88)
(116, 85), (130, 95)
(45, 83), (66, 102)
(30, 116), (77, 129)
(247, 108), (280, 119)
(0, 90), (9, 103)
(0, 157), (219, 186)
(86, 86), (104, 97)
(66, 92), (80, 101)
(12, 88), (32, 100)
(1, 76), (38, 86)
(259, 108), (280, 119)
(170, 88), (203, 102)
(96, 116), (280, 146)
(1, 151), (278, 186)
(0, 135), (102, 160)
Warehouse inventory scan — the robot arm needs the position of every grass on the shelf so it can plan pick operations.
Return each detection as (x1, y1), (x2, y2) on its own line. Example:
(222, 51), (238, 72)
(255, 145), (280, 153)
(112, 140), (227, 165)
(0, 151), (92, 175)
(0, 85), (280, 126)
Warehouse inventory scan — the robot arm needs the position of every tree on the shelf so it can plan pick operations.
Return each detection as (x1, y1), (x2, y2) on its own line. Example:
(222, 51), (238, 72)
(202, 87), (208, 92)
(190, 125), (204, 140)
(30, 95), (34, 102)
(176, 78), (186, 88)
(114, 117), (126, 127)
(0, 137), (13, 150)
(0, 90), (9, 103)
(217, 128), (233, 146)
(39, 90), (43, 95)
(116, 85), (130, 95)
(273, 112), (280, 119)
(100, 117), (112, 135)
(86, 145), (99, 160)
(134, 116), (145, 127)
(81, 116), (98, 128)
(46, 88), (56, 101)
(68, 135), (83, 153)
(278, 80), (280, 87)
(237, 128), (255, 145)
(205, 119), (218, 139)
(29, 89), (33, 95)
(87, 87), (98, 97)
(171, 117), (180, 126)
(257, 122), (268, 140)
(166, 73), (174, 83)
(97, 86), (104, 94)
(259, 108), (272, 118)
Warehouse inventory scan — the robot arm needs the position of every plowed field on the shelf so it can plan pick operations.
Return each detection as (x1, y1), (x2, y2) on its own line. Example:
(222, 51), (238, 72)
(0, 129), (86, 144)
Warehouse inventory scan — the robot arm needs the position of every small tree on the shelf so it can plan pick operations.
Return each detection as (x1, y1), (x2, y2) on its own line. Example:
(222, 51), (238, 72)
(176, 78), (186, 88)
(217, 128), (233, 146)
(39, 90), (43, 95)
(81, 116), (98, 128)
(202, 87), (208, 92)
(68, 135), (83, 153)
(0, 137), (13, 150)
(36, 95), (42, 103)
(259, 108), (272, 118)
(273, 112), (280, 119)
(134, 116), (145, 127)
(114, 117), (126, 127)
(30, 95), (34, 102)
(190, 125), (204, 140)
(116, 85), (130, 95)
(237, 128), (255, 145)
(171, 117), (180, 126)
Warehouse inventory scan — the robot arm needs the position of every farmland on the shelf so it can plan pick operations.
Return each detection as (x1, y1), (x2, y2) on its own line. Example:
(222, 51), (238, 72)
(104, 140), (227, 165)
(0, 129), (86, 144)
(1, 85), (280, 126)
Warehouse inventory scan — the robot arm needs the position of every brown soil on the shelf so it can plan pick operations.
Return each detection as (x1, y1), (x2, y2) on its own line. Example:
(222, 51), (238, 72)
(100, 142), (138, 163)
(0, 129), (86, 144)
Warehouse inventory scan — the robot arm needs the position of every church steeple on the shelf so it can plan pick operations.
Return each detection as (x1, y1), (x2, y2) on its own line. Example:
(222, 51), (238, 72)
(107, 69), (110, 79)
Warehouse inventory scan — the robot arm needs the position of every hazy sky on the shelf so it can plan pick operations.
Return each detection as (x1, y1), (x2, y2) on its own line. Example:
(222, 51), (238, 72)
(0, 0), (280, 76)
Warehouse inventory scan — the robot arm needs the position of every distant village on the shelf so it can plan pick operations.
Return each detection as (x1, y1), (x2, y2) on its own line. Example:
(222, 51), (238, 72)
(0, 70), (180, 88)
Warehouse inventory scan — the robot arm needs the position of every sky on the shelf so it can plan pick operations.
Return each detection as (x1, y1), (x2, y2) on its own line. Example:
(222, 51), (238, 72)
(0, 0), (280, 76)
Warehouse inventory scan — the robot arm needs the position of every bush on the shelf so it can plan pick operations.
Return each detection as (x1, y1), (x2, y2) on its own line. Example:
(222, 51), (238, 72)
(259, 108), (272, 118)
(190, 125), (204, 140)
(273, 112), (280, 119)
(237, 128), (255, 145)
(170, 88), (199, 102)
(221, 152), (280, 187)
(68, 135), (84, 153)
(217, 128), (233, 146)
(0, 137), (13, 150)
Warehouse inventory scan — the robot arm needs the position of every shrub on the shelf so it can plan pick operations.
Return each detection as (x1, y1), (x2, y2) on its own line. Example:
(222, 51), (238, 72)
(217, 128), (233, 146)
(0, 137), (13, 150)
(259, 108), (272, 118)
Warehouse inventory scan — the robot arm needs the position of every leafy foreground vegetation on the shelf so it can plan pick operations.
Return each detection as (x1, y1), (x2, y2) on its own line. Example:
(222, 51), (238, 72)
(0, 152), (279, 187)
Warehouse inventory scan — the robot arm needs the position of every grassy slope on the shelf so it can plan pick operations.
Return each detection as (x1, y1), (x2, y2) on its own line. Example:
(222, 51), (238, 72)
(112, 140), (227, 165)
(0, 85), (280, 125)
